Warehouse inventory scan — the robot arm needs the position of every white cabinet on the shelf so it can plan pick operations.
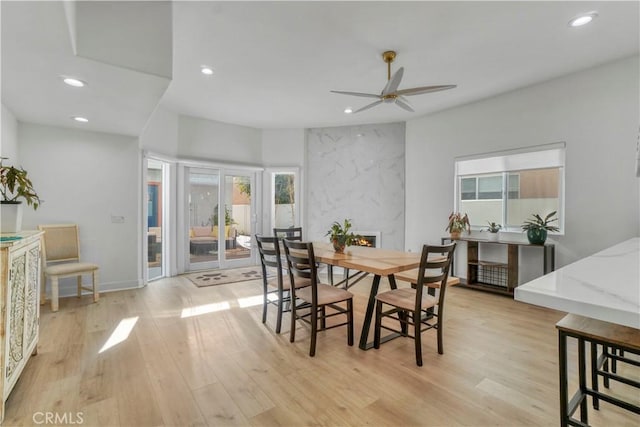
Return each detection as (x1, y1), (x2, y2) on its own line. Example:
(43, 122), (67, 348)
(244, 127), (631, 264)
(0, 231), (42, 423)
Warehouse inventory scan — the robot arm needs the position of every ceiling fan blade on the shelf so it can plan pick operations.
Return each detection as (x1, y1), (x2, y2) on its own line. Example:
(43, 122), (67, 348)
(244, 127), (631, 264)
(395, 84), (457, 96)
(353, 100), (383, 113)
(330, 90), (381, 99)
(395, 96), (414, 112)
(382, 67), (404, 96)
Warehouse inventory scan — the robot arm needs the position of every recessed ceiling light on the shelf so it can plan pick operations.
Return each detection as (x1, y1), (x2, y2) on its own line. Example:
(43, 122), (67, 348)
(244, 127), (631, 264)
(72, 116), (89, 123)
(62, 77), (86, 87)
(201, 66), (214, 75)
(569, 11), (598, 27)
(344, 107), (353, 114)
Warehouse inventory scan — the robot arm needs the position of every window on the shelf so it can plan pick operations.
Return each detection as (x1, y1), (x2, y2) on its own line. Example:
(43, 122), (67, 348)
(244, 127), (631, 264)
(455, 144), (565, 232)
(267, 168), (300, 231)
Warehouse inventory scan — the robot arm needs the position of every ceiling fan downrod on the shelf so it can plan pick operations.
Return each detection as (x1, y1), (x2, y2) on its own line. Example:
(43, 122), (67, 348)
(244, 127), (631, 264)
(382, 50), (396, 81)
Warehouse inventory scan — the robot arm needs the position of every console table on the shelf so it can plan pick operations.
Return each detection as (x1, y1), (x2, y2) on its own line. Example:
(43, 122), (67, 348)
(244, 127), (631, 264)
(441, 236), (555, 295)
(0, 231), (42, 423)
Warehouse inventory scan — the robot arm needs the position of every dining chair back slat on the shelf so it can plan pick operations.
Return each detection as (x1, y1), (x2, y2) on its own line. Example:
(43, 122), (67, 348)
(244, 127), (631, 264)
(282, 239), (354, 357)
(273, 227), (302, 241)
(374, 242), (456, 366)
(256, 235), (309, 334)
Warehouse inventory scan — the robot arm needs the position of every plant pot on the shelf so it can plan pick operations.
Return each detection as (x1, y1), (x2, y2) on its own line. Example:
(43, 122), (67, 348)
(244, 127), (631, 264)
(527, 228), (547, 245)
(0, 201), (23, 233)
(487, 232), (499, 242)
(449, 231), (461, 240)
(332, 239), (346, 253)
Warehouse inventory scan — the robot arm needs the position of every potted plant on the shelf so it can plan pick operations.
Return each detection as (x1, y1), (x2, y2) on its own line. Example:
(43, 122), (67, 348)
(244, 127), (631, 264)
(484, 221), (502, 241)
(445, 212), (470, 240)
(211, 205), (237, 238)
(326, 219), (359, 253)
(521, 211), (559, 245)
(0, 158), (41, 233)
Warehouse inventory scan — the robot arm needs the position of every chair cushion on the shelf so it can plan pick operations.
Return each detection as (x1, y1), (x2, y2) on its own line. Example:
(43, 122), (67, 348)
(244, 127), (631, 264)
(297, 283), (353, 305)
(376, 288), (437, 311)
(285, 275), (311, 290)
(395, 269), (460, 288)
(45, 262), (98, 276)
(267, 275), (311, 290)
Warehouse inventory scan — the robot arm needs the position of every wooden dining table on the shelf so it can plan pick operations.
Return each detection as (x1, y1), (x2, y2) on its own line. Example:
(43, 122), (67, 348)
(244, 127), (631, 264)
(311, 242), (421, 350)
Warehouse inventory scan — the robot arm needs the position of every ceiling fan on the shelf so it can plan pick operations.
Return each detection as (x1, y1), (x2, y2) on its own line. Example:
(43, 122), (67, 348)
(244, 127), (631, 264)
(331, 51), (456, 113)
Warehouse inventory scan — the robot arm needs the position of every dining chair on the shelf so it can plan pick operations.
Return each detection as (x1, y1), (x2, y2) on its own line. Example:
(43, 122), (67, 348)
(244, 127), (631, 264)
(255, 235), (310, 334)
(38, 224), (100, 312)
(273, 227), (302, 241)
(373, 242), (456, 366)
(282, 239), (354, 357)
(273, 226), (323, 274)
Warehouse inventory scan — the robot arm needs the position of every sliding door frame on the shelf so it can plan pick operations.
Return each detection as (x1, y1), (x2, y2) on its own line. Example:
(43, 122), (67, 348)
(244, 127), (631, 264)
(178, 159), (263, 274)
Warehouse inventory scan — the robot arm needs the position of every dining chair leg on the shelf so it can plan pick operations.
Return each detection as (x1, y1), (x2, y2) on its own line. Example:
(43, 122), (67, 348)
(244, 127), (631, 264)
(320, 306), (326, 330)
(290, 303), (297, 343)
(275, 289), (284, 334)
(398, 310), (408, 336)
(347, 299), (354, 346)
(437, 312), (444, 355)
(77, 275), (82, 298)
(261, 292), (268, 325)
(93, 270), (99, 302)
(373, 301), (382, 349)
(310, 306), (318, 357)
(51, 276), (59, 312)
(414, 310), (423, 366)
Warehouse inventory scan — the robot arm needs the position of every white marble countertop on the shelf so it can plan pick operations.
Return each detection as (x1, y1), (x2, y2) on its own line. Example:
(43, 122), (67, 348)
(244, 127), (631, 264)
(515, 237), (639, 329)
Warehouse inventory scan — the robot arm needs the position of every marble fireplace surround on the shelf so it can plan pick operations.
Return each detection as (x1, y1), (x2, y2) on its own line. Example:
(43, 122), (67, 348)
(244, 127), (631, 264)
(306, 123), (405, 250)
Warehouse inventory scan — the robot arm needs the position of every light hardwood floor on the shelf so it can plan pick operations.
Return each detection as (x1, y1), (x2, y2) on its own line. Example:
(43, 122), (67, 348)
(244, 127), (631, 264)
(5, 274), (638, 426)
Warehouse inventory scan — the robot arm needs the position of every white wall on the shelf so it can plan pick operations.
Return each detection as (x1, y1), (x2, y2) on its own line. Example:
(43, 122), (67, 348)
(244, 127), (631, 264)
(259, 128), (305, 236)
(177, 115), (262, 164)
(1, 104), (18, 161)
(19, 122), (140, 295)
(141, 108), (265, 164)
(261, 128), (305, 166)
(306, 122), (406, 250)
(406, 55), (640, 283)
(140, 105), (179, 156)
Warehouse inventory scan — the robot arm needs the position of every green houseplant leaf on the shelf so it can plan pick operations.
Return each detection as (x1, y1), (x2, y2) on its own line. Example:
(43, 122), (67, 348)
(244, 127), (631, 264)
(0, 157), (41, 209)
(521, 211), (559, 232)
(485, 221), (502, 233)
(325, 219), (360, 251)
(445, 212), (470, 234)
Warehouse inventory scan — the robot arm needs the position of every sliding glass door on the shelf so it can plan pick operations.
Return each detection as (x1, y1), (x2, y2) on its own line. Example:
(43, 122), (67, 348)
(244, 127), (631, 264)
(186, 167), (256, 271)
(187, 167), (221, 271)
(146, 158), (168, 281)
(223, 171), (253, 265)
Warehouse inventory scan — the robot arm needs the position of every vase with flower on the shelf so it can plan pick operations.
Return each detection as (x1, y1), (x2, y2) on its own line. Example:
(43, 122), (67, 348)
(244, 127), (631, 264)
(445, 212), (470, 240)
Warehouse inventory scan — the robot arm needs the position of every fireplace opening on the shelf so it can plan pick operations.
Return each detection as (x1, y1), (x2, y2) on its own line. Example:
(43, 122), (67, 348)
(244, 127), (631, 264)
(351, 231), (381, 248)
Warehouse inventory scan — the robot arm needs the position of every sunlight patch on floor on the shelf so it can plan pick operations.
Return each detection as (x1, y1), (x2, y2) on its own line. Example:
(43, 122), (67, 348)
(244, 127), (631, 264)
(99, 316), (139, 353)
(181, 301), (231, 318)
(237, 294), (263, 307)
(180, 293), (269, 317)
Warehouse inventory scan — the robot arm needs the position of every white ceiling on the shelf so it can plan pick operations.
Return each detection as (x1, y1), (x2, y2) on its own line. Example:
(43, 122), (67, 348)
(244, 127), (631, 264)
(2, 1), (639, 136)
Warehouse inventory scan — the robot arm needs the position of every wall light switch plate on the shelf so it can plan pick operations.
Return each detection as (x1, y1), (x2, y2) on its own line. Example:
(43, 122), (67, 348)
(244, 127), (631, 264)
(111, 215), (125, 223)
